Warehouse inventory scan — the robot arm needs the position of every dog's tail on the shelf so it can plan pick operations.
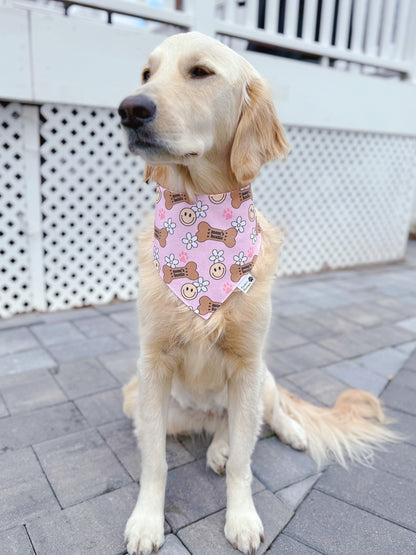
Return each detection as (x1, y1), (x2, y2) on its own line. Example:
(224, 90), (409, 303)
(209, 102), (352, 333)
(264, 371), (399, 468)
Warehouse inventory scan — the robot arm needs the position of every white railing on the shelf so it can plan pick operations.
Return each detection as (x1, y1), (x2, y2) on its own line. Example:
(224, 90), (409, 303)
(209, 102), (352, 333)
(10, 0), (416, 79)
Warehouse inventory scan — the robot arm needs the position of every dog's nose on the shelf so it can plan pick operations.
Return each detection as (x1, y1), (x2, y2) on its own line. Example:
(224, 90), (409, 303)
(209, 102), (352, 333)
(118, 95), (157, 129)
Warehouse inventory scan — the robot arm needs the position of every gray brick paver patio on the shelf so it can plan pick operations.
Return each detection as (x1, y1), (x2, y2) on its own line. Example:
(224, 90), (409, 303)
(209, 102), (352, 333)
(1, 249), (416, 554)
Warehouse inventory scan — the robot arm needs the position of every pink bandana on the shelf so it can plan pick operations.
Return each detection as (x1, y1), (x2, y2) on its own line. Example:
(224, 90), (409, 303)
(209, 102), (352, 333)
(152, 184), (261, 319)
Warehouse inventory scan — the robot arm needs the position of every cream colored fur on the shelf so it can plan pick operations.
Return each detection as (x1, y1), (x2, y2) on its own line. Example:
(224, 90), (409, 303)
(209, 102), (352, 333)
(120, 32), (396, 555)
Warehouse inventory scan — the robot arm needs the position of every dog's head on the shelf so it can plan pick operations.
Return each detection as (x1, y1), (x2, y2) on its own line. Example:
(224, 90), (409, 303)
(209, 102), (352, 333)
(119, 32), (289, 186)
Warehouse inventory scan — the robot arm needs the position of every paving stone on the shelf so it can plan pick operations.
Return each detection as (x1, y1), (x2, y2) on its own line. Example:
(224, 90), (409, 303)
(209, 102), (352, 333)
(276, 473), (322, 510)
(177, 433), (213, 460)
(386, 408), (416, 446)
(109, 310), (138, 330)
(315, 463), (416, 531)
(352, 347), (409, 379)
(364, 324), (416, 349)
(373, 441), (416, 483)
(381, 381), (416, 415)
(285, 489), (416, 555)
(268, 534), (319, 554)
(395, 340), (416, 356)
(41, 307), (99, 322)
(302, 311), (361, 336)
(0, 348), (57, 376)
(403, 348), (416, 371)
(267, 321), (308, 350)
(0, 526), (34, 554)
(165, 459), (264, 530)
(27, 482), (139, 555)
(267, 343), (339, 373)
(48, 335), (124, 363)
(98, 419), (194, 481)
(73, 315), (125, 338)
(0, 313), (44, 330)
(320, 330), (382, 358)
(274, 302), (316, 317)
(275, 377), (325, 405)
(178, 489), (293, 555)
(30, 322), (85, 347)
(334, 303), (402, 327)
(160, 534), (190, 554)
(52, 358), (118, 399)
(0, 394), (9, 418)
(376, 296), (416, 317)
(306, 294), (357, 310)
(252, 437), (317, 492)
(0, 369), (67, 414)
(285, 368), (348, 406)
(323, 360), (387, 396)
(0, 402), (88, 451)
(0, 327), (39, 356)
(34, 429), (131, 508)
(390, 368), (416, 390)
(96, 301), (136, 314)
(274, 316), (333, 341)
(396, 316), (416, 334)
(0, 447), (58, 529)
(75, 387), (125, 426)
(99, 349), (139, 384)
(114, 331), (140, 349)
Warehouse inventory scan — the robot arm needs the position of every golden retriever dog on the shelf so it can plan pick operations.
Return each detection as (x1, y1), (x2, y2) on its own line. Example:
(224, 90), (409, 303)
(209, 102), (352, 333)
(118, 31), (395, 555)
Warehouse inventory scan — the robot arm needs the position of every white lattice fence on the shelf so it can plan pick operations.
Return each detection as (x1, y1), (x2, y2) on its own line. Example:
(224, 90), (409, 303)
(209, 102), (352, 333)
(0, 102), (33, 316)
(40, 104), (151, 311)
(1, 101), (416, 317)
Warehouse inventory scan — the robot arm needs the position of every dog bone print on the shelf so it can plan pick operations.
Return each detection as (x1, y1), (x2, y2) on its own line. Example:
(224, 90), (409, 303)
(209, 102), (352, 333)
(196, 222), (237, 248)
(154, 226), (168, 248)
(162, 261), (199, 284)
(229, 255), (258, 283)
(197, 295), (221, 315)
(230, 188), (253, 209)
(164, 190), (191, 210)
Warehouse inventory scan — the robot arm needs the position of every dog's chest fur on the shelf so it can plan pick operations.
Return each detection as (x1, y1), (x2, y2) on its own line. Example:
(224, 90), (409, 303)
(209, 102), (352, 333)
(172, 342), (228, 413)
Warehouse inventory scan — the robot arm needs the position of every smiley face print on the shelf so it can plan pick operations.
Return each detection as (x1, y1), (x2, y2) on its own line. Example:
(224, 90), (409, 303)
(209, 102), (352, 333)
(181, 282), (198, 300)
(209, 193), (226, 204)
(179, 207), (197, 226)
(248, 203), (256, 222)
(209, 262), (226, 280)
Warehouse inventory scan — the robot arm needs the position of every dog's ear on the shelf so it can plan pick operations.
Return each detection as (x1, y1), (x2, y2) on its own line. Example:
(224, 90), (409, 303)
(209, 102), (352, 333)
(143, 164), (168, 184)
(230, 78), (290, 184)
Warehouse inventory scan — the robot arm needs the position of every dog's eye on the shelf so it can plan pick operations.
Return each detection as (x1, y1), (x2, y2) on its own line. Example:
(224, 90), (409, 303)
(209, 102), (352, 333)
(190, 66), (213, 79)
(142, 69), (151, 83)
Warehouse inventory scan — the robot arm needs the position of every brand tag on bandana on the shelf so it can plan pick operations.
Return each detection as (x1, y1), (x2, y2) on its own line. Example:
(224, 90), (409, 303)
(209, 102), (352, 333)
(237, 273), (256, 294)
(152, 184), (261, 319)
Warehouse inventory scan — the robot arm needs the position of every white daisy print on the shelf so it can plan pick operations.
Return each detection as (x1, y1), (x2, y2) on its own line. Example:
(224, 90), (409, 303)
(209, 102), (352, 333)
(193, 276), (210, 293)
(209, 249), (224, 263)
(182, 232), (198, 250)
(233, 251), (248, 265)
(153, 246), (159, 260)
(164, 253), (179, 268)
(250, 228), (257, 244)
(189, 306), (200, 314)
(192, 200), (208, 218)
(164, 217), (176, 235)
(231, 216), (246, 233)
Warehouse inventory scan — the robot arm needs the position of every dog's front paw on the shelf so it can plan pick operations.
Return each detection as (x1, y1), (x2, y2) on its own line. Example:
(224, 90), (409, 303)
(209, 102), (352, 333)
(224, 508), (264, 554)
(207, 439), (229, 475)
(124, 510), (164, 555)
